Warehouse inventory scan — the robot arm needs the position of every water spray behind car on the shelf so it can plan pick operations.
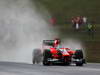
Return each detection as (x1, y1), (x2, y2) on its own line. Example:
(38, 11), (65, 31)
(0, 0), (57, 64)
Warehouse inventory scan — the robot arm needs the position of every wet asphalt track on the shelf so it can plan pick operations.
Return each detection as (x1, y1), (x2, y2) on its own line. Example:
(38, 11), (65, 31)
(0, 62), (100, 75)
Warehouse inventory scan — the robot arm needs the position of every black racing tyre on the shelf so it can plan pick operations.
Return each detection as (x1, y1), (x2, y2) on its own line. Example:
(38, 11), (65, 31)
(74, 50), (83, 59)
(76, 61), (83, 66)
(43, 49), (52, 66)
(32, 49), (42, 64)
(74, 50), (84, 66)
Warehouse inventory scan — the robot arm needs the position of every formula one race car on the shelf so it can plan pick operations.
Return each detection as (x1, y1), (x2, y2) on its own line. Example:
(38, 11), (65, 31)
(42, 39), (86, 66)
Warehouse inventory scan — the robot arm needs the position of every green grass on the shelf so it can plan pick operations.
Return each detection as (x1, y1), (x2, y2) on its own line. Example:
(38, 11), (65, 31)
(35, 0), (100, 24)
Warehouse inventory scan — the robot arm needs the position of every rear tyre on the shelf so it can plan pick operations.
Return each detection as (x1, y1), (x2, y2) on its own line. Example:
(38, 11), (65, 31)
(76, 60), (83, 66)
(74, 50), (84, 66)
(32, 49), (42, 64)
(43, 50), (52, 66)
(74, 50), (83, 59)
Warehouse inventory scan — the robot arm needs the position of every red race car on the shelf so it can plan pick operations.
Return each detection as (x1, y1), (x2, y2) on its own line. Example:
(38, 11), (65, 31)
(42, 39), (86, 66)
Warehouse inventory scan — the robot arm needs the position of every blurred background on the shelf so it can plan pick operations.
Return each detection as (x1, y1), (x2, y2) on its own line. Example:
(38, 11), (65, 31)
(34, 0), (100, 63)
(0, 0), (99, 63)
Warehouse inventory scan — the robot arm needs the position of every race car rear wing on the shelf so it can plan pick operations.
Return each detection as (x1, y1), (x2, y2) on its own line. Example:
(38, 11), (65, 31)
(43, 40), (55, 46)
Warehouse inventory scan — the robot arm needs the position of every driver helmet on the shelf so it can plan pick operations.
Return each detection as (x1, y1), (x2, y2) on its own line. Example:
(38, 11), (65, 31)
(54, 38), (61, 47)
